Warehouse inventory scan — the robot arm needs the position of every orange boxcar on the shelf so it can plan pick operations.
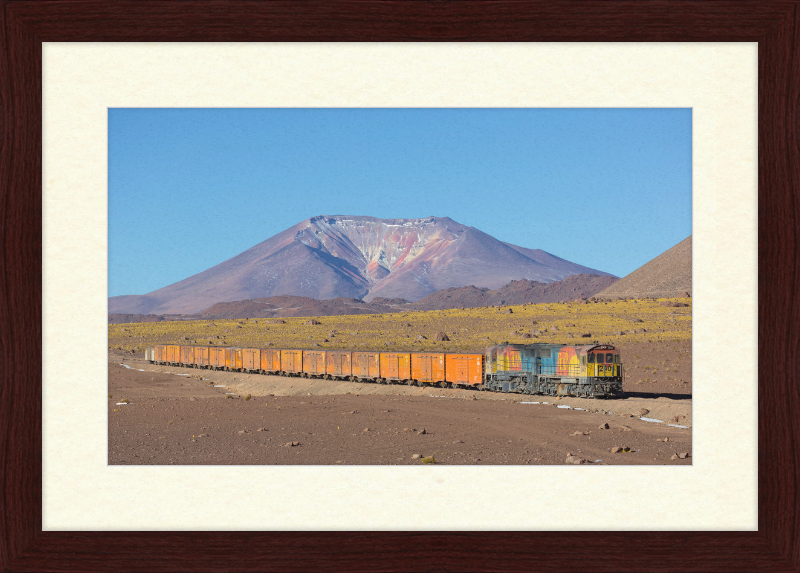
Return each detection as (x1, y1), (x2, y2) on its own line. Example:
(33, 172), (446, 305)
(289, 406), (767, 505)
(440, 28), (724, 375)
(326, 351), (352, 379)
(411, 352), (446, 385)
(351, 352), (380, 381)
(194, 346), (210, 368)
(380, 352), (411, 383)
(303, 350), (326, 377)
(166, 345), (181, 364)
(281, 350), (303, 375)
(445, 353), (485, 387)
(209, 347), (226, 369)
(155, 345), (167, 363)
(225, 348), (243, 371)
(260, 349), (281, 373)
(242, 348), (260, 372)
(180, 345), (195, 366)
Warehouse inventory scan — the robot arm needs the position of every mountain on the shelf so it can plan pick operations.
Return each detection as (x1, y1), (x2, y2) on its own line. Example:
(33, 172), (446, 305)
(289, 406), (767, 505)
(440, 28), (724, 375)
(595, 236), (692, 299)
(109, 215), (615, 315)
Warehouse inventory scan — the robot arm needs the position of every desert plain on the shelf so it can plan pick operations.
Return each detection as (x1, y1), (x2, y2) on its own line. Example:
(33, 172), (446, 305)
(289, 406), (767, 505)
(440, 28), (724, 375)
(108, 297), (692, 465)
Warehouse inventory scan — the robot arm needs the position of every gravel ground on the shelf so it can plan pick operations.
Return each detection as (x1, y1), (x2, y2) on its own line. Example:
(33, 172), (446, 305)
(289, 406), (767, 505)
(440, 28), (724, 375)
(109, 357), (692, 466)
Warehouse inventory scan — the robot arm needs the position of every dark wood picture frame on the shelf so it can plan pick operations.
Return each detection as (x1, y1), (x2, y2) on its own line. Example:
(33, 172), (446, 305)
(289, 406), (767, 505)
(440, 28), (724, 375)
(1, 1), (796, 571)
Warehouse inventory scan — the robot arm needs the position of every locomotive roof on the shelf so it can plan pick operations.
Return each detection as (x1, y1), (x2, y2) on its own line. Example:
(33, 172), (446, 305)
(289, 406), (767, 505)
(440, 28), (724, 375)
(485, 343), (618, 352)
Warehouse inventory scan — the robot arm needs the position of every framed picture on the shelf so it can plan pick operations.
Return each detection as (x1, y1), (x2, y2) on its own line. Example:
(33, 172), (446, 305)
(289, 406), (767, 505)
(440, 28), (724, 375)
(3, 2), (793, 571)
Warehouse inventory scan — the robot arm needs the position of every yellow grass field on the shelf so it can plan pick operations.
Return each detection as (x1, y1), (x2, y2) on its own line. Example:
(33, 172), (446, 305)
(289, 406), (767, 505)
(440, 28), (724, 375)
(108, 298), (691, 354)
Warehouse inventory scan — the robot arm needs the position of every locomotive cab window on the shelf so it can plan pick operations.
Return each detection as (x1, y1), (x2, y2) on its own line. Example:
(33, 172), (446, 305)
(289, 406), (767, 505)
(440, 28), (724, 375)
(596, 353), (605, 364)
(606, 353), (613, 363)
(614, 354), (620, 364)
(588, 354), (595, 364)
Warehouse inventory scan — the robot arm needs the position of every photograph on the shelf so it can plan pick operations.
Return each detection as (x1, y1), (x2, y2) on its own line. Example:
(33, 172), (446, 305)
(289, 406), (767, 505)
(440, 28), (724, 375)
(107, 107), (693, 466)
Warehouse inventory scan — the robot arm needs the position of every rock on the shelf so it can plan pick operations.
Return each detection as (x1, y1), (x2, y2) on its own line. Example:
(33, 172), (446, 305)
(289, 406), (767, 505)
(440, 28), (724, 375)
(565, 455), (588, 465)
(434, 332), (450, 341)
(565, 323), (575, 327)
(639, 408), (650, 417)
(416, 335), (428, 340)
(631, 318), (643, 323)
(581, 333), (592, 338)
(671, 415), (683, 423)
(505, 308), (513, 313)
(678, 452), (690, 459)
(411, 454), (421, 459)
(671, 454), (679, 460)
(611, 447), (622, 453)
(256, 427), (266, 432)
(599, 423), (609, 429)
(237, 430), (248, 435)
(284, 441), (299, 447)
(363, 428), (370, 432)
(521, 333), (533, 339)
(304, 319), (321, 325)
(418, 428), (427, 435)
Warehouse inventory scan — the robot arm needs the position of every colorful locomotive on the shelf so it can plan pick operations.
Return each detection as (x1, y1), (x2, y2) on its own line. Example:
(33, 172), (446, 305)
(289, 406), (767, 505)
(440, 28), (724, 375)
(147, 342), (623, 398)
(483, 344), (622, 398)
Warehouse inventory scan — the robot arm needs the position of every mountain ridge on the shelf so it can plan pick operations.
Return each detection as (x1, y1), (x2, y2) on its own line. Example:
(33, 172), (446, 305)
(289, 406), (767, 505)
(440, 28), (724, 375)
(108, 273), (618, 323)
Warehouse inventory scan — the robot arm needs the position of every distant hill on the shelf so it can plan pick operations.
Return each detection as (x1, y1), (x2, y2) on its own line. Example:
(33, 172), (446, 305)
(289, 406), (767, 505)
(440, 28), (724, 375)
(109, 215), (615, 315)
(412, 274), (618, 310)
(595, 236), (692, 299)
(199, 295), (409, 320)
(109, 273), (617, 322)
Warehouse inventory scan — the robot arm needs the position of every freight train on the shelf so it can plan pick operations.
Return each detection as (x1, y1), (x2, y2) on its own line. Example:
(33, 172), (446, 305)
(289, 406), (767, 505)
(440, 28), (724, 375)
(145, 343), (623, 398)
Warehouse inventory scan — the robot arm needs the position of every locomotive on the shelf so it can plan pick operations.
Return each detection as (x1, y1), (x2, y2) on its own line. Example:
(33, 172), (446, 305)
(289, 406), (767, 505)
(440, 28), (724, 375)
(483, 343), (622, 398)
(145, 342), (623, 398)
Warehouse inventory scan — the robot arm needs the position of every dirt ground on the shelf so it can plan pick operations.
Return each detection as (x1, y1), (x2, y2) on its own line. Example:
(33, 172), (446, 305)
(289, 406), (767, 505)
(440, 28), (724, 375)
(108, 351), (692, 466)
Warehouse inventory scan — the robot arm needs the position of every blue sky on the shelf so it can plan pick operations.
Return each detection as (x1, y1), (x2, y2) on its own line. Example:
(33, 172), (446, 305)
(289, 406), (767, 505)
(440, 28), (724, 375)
(109, 108), (691, 297)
